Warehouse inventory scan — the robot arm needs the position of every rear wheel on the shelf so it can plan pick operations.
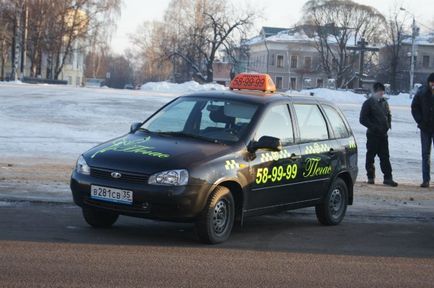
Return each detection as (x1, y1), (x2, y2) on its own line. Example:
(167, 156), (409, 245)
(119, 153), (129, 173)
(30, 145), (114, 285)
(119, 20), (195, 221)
(315, 178), (348, 225)
(196, 186), (235, 244)
(82, 208), (119, 228)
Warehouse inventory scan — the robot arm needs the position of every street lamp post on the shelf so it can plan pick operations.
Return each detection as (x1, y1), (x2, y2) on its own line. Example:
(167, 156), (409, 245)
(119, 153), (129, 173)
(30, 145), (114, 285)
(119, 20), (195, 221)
(410, 17), (417, 95)
(400, 7), (417, 95)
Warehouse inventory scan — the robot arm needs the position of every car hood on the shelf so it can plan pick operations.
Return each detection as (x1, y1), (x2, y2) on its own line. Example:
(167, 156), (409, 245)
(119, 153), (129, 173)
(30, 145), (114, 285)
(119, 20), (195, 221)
(84, 133), (233, 174)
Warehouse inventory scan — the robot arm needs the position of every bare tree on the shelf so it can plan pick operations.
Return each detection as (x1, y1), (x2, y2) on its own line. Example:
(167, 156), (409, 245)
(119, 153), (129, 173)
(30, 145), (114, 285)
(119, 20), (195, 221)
(1, 0), (121, 80)
(0, 1), (13, 80)
(46, 0), (121, 80)
(26, 0), (53, 77)
(129, 21), (172, 83)
(85, 0), (121, 79)
(302, 0), (386, 88)
(131, 0), (256, 83)
(379, 4), (411, 94)
(174, 0), (256, 82)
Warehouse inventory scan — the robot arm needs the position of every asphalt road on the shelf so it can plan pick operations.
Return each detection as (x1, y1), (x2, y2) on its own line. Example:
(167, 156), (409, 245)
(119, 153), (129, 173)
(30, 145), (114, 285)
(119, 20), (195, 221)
(0, 201), (433, 288)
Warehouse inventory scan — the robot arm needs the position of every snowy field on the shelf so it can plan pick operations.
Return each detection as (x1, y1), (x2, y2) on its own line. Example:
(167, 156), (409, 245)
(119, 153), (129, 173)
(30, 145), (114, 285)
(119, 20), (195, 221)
(0, 81), (422, 184)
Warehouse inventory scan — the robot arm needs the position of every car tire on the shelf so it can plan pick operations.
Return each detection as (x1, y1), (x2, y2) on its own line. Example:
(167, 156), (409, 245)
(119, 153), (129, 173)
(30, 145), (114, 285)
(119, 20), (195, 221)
(82, 208), (119, 228)
(195, 186), (235, 244)
(315, 177), (348, 225)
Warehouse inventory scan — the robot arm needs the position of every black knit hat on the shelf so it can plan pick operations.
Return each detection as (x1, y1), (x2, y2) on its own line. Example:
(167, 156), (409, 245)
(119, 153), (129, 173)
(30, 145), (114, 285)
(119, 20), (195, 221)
(373, 82), (385, 92)
(428, 73), (434, 84)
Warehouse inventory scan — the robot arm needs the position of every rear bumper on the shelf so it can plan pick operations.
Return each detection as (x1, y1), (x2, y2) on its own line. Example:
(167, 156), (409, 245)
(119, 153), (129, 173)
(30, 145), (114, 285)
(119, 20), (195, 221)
(70, 171), (213, 222)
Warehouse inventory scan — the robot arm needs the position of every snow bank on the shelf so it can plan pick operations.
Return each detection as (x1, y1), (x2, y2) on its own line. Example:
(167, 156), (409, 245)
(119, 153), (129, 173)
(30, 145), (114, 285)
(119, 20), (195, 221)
(0, 80), (24, 85)
(140, 81), (227, 93)
(294, 88), (412, 107)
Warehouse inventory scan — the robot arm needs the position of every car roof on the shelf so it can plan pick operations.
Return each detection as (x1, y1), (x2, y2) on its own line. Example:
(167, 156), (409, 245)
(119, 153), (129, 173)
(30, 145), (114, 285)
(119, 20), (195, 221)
(179, 90), (335, 106)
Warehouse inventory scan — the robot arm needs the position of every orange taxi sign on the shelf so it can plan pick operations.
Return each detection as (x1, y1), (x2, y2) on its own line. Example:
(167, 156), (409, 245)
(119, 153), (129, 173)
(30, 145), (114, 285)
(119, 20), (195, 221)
(229, 73), (276, 93)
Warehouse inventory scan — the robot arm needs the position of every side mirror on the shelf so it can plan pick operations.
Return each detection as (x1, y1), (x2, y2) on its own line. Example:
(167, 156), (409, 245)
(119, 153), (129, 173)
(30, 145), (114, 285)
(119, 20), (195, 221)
(248, 136), (282, 153)
(130, 122), (142, 134)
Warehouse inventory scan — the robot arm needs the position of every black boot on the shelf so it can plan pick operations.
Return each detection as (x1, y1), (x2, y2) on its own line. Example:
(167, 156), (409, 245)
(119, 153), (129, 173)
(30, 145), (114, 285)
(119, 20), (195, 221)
(383, 178), (398, 187)
(420, 181), (429, 188)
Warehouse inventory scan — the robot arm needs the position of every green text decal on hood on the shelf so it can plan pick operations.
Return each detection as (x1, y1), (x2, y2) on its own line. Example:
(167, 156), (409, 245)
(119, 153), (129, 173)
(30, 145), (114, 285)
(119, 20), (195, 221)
(91, 137), (170, 159)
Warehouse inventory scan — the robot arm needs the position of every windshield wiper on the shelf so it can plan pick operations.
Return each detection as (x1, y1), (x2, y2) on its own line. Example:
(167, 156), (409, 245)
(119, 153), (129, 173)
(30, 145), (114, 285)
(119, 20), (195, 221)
(157, 131), (221, 144)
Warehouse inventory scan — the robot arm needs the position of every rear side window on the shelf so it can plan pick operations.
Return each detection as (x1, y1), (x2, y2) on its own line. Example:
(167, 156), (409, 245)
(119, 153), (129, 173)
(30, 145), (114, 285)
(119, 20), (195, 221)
(255, 105), (294, 145)
(322, 105), (349, 139)
(293, 104), (329, 142)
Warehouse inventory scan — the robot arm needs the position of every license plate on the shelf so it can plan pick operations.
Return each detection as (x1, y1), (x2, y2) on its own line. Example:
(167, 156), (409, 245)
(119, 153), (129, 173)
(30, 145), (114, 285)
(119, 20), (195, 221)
(90, 185), (133, 205)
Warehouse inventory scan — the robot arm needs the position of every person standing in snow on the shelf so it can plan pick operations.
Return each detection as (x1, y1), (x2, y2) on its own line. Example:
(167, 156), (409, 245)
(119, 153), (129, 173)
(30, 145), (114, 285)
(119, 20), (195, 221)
(411, 73), (434, 188)
(360, 82), (398, 187)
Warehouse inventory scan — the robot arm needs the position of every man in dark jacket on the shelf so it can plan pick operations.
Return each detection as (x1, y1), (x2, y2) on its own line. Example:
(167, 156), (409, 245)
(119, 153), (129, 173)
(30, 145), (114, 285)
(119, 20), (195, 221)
(411, 73), (434, 187)
(360, 82), (398, 187)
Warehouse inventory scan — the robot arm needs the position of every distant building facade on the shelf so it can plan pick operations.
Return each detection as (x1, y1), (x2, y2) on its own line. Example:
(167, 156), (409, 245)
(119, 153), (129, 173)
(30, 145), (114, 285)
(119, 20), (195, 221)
(244, 26), (330, 91)
(212, 61), (233, 86)
(378, 33), (434, 93)
(2, 41), (85, 86)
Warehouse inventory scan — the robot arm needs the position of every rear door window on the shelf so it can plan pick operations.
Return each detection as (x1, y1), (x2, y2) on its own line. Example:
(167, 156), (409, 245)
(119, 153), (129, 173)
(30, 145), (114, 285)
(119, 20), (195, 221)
(293, 104), (329, 142)
(322, 105), (350, 139)
(255, 104), (294, 145)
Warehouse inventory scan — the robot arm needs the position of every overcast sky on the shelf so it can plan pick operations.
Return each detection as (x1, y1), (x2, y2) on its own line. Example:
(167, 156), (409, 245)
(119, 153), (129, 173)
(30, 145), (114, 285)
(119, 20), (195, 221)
(111, 0), (433, 54)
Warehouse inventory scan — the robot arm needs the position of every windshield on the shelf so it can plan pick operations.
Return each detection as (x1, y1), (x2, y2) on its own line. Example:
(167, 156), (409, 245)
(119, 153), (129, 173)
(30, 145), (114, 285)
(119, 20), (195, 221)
(141, 97), (259, 143)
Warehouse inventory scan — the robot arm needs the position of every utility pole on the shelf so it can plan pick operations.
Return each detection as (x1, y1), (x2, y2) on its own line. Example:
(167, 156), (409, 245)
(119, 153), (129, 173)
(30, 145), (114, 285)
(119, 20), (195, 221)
(263, 36), (269, 74)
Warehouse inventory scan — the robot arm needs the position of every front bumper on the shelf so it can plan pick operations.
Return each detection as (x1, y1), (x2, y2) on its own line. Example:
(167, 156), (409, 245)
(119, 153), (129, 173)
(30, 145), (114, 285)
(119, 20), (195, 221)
(70, 170), (213, 222)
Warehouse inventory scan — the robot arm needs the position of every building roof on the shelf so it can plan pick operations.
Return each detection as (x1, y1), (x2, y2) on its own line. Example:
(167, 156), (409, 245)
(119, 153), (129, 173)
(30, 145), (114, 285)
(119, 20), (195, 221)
(260, 27), (290, 37)
(246, 27), (316, 46)
(402, 33), (434, 46)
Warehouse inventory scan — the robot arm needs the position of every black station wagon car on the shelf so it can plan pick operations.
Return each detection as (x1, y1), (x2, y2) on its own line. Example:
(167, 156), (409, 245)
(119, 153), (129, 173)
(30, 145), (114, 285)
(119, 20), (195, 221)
(71, 73), (358, 244)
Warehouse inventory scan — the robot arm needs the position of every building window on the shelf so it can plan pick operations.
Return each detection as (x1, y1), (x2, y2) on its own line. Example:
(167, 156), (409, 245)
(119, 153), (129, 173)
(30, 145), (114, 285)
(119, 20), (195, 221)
(423, 56), (430, 68)
(317, 79), (323, 88)
(304, 57), (312, 69)
(271, 54), (275, 66)
(291, 56), (298, 69)
(276, 76), (283, 89)
(290, 77), (297, 90)
(277, 55), (284, 68)
(303, 78), (312, 89)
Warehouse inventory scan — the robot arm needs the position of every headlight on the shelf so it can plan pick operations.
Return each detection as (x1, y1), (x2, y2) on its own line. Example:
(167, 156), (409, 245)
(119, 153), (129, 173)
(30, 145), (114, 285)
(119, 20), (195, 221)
(76, 155), (90, 175)
(148, 169), (189, 186)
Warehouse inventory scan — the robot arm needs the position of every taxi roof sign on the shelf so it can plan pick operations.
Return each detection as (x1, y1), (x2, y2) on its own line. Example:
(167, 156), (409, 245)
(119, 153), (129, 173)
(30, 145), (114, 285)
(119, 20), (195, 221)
(229, 73), (276, 93)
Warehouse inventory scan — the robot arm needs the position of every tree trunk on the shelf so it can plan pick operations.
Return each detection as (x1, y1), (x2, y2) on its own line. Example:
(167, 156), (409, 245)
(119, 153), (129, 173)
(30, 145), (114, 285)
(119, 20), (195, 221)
(0, 39), (4, 81)
(206, 62), (213, 83)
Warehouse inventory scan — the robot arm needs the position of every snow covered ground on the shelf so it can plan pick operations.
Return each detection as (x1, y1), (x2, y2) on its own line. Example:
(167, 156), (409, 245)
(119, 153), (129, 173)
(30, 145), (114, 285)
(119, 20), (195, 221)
(0, 81), (421, 182)
(140, 80), (227, 93)
(0, 81), (432, 211)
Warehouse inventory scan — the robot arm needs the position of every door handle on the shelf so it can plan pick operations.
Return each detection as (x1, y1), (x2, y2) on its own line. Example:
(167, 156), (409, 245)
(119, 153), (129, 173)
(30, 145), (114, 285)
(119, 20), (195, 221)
(290, 153), (301, 160)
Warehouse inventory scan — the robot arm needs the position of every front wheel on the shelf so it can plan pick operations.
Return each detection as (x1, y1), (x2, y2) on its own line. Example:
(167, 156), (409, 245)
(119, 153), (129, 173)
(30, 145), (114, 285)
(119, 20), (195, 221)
(315, 178), (348, 225)
(195, 186), (235, 244)
(82, 208), (119, 228)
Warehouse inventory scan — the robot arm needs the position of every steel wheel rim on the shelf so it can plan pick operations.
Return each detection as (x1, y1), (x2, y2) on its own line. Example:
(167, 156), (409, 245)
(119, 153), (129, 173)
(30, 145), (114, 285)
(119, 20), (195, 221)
(213, 199), (229, 234)
(329, 188), (343, 218)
